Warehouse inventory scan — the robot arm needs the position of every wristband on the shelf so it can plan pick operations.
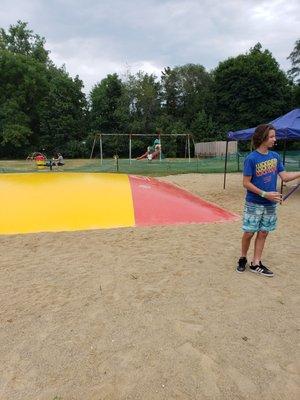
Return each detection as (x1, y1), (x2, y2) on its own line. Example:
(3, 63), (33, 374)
(260, 191), (266, 198)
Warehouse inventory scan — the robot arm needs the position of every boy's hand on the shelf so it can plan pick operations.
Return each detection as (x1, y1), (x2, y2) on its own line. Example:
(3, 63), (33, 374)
(265, 191), (282, 203)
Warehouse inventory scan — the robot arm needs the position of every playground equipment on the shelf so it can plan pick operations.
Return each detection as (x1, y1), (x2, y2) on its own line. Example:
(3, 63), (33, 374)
(32, 152), (47, 169)
(27, 152), (65, 171)
(0, 173), (238, 235)
(90, 133), (193, 164)
(136, 138), (162, 160)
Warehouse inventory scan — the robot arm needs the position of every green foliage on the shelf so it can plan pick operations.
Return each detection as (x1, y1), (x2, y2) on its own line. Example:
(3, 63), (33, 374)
(125, 71), (162, 134)
(288, 40), (300, 110)
(0, 22), (87, 158)
(39, 66), (88, 155)
(213, 43), (292, 131)
(161, 64), (213, 126)
(0, 21), (298, 160)
(90, 73), (125, 133)
(292, 85), (300, 108)
(1, 123), (31, 147)
(191, 110), (216, 142)
(0, 49), (49, 156)
(154, 116), (188, 156)
(0, 20), (49, 63)
(89, 73), (130, 156)
(287, 39), (300, 84)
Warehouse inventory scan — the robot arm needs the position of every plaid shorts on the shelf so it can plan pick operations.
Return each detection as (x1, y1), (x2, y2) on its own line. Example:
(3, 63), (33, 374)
(242, 201), (277, 232)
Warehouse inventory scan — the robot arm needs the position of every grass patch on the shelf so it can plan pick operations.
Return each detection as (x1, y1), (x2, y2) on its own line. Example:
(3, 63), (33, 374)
(0, 152), (299, 176)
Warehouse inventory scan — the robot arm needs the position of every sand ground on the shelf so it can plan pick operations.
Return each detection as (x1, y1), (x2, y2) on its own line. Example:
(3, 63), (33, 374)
(0, 173), (299, 400)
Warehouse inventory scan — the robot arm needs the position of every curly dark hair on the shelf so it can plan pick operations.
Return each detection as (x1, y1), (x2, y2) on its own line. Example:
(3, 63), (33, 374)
(252, 124), (275, 149)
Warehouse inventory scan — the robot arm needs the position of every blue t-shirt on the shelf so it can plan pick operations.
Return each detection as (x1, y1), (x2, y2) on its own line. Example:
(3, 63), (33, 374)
(243, 150), (284, 205)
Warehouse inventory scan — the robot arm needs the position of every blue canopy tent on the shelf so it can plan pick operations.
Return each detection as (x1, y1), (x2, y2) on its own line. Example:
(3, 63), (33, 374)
(223, 108), (300, 189)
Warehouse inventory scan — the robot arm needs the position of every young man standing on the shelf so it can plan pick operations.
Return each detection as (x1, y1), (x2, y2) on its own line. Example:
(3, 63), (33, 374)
(236, 124), (300, 276)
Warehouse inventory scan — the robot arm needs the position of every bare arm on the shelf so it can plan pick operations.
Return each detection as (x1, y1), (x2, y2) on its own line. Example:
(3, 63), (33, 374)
(279, 171), (300, 182)
(243, 176), (282, 203)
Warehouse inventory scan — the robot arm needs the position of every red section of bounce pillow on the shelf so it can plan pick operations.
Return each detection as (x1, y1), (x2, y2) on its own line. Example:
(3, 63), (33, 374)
(129, 175), (238, 226)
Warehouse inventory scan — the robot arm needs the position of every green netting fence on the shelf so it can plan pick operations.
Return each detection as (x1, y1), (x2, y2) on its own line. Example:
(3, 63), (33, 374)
(0, 151), (299, 176)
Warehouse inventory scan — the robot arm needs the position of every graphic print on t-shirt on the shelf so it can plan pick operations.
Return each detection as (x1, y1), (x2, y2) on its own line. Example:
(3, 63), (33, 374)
(255, 158), (278, 177)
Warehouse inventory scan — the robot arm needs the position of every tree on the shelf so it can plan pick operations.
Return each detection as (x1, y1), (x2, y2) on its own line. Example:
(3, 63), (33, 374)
(213, 43), (292, 133)
(39, 66), (88, 156)
(191, 110), (216, 142)
(89, 73), (131, 156)
(0, 49), (49, 157)
(0, 20), (49, 63)
(125, 71), (162, 135)
(161, 67), (180, 118)
(0, 21), (88, 158)
(90, 73), (125, 133)
(161, 64), (213, 127)
(287, 40), (300, 108)
(287, 39), (300, 84)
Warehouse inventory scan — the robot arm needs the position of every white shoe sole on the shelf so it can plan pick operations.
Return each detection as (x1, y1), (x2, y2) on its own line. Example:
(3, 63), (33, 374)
(250, 268), (274, 277)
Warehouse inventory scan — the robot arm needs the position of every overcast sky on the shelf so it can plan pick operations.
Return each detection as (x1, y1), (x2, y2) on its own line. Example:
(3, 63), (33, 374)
(1, 0), (299, 93)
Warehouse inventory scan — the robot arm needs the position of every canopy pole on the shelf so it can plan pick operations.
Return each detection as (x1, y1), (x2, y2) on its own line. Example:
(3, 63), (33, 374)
(280, 138), (287, 195)
(188, 134), (191, 163)
(282, 138), (287, 165)
(223, 139), (229, 189)
(129, 134), (132, 164)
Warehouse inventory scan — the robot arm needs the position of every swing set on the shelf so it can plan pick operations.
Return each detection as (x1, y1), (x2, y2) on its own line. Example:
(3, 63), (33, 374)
(90, 132), (193, 164)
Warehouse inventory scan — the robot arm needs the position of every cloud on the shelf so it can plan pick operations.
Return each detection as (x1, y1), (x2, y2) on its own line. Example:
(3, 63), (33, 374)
(48, 36), (164, 92)
(1, 0), (299, 93)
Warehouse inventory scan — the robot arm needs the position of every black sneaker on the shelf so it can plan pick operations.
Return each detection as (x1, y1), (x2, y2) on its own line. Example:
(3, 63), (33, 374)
(236, 257), (247, 273)
(250, 261), (274, 277)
